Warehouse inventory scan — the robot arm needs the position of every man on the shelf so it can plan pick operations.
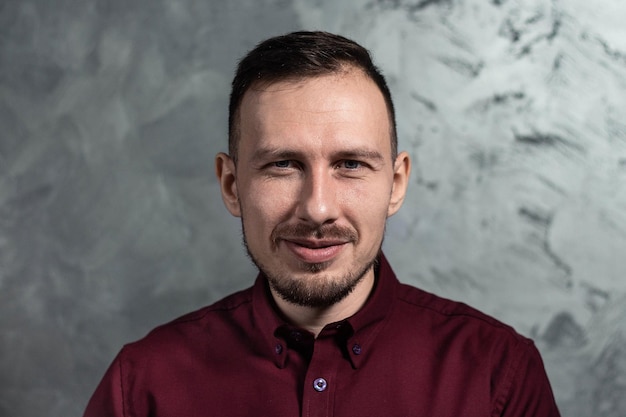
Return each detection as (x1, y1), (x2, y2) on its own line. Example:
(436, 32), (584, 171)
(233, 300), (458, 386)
(84, 31), (560, 416)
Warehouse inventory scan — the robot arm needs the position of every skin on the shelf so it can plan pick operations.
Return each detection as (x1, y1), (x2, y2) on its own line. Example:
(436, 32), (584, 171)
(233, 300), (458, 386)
(216, 68), (410, 336)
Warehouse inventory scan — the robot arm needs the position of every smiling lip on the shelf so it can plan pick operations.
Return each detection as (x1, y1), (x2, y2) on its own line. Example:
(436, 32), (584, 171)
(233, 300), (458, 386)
(282, 239), (349, 264)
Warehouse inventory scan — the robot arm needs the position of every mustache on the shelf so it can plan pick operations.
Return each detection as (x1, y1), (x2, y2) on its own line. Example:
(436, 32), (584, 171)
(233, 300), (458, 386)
(271, 223), (358, 245)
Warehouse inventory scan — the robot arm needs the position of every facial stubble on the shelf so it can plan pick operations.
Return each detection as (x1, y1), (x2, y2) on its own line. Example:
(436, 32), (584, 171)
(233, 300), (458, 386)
(241, 218), (382, 308)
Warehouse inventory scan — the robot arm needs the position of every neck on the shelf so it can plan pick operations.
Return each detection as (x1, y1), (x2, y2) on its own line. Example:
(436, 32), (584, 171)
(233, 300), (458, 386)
(270, 268), (376, 337)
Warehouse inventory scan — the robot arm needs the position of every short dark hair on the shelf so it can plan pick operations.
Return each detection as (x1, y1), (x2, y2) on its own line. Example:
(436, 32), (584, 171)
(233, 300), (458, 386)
(228, 31), (397, 161)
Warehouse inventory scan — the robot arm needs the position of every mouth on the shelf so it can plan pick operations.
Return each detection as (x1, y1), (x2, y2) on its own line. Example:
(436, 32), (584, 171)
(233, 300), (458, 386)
(281, 238), (349, 264)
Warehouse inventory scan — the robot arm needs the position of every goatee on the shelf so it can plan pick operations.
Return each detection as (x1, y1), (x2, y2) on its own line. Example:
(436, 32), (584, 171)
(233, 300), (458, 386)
(242, 220), (379, 308)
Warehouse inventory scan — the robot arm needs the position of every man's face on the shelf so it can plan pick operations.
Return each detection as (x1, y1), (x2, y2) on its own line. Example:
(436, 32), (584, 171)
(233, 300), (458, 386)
(218, 69), (409, 308)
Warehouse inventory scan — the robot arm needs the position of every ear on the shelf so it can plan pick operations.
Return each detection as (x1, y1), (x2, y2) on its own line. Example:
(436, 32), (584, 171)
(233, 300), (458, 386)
(215, 152), (241, 217)
(387, 151), (411, 217)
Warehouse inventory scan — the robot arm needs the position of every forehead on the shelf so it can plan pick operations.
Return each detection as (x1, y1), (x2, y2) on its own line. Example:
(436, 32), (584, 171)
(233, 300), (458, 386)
(237, 70), (392, 157)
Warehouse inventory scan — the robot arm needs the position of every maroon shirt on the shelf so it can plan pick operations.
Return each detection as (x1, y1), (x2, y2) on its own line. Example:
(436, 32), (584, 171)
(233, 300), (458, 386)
(84, 254), (560, 416)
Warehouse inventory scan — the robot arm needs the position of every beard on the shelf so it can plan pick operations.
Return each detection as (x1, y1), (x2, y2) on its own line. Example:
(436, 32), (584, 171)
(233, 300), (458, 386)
(242, 220), (381, 308)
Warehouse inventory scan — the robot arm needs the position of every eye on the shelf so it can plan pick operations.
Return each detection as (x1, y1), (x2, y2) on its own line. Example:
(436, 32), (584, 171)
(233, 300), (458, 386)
(273, 160), (292, 168)
(341, 160), (362, 170)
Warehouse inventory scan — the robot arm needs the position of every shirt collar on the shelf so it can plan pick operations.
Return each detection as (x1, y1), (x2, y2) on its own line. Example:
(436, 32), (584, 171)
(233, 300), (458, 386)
(251, 252), (399, 369)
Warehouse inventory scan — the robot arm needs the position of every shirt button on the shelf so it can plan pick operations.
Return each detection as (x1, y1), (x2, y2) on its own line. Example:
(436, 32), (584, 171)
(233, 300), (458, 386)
(313, 378), (327, 392)
(290, 330), (302, 342)
(352, 343), (362, 355)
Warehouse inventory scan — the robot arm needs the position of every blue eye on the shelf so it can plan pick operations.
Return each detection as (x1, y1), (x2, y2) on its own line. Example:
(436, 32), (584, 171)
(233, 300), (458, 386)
(343, 160), (361, 169)
(274, 160), (291, 168)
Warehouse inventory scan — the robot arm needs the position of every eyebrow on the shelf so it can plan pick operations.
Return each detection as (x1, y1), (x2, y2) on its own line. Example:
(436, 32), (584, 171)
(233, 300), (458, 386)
(251, 147), (303, 162)
(337, 149), (385, 161)
(251, 147), (386, 163)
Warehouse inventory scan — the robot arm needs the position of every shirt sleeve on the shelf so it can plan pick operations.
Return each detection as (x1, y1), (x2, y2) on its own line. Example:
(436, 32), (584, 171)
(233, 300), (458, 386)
(494, 340), (561, 417)
(83, 353), (125, 417)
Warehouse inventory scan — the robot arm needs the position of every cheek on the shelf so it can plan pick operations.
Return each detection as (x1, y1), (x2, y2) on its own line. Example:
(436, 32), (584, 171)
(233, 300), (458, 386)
(339, 180), (392, 218)
(240, 180), (295, 227)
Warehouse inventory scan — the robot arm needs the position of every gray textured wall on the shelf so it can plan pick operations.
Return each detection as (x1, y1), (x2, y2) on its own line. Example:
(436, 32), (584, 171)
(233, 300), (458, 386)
(1, 1), (625, 416)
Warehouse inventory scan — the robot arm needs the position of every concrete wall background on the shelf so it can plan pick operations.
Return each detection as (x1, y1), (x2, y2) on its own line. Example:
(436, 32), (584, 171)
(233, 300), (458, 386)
(1, 1), (625, 416)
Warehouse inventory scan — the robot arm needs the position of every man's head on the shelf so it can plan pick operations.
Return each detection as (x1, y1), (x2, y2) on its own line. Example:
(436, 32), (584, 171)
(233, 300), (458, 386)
(228, 31), (398, 163)
(217, 31), (410, 310)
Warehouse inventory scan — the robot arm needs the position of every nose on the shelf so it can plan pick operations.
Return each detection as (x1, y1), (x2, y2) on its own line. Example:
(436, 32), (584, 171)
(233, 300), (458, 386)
(295, 166), (339, 225)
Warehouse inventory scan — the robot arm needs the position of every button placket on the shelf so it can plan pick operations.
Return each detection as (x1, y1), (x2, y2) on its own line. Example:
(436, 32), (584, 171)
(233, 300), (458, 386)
(301, 335), (339, 417)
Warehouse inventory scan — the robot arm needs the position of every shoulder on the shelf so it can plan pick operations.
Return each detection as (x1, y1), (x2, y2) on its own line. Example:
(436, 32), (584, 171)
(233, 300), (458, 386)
(393, 282), (534, 350)
(123, 286), (255, 355)
(168, 285), (255, 325)
(392, 283), (548, 400)
(386, 283), (560, 415)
